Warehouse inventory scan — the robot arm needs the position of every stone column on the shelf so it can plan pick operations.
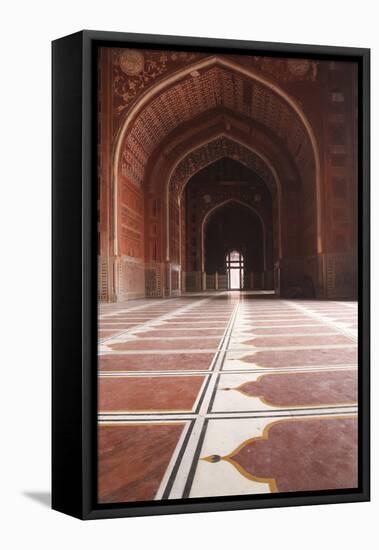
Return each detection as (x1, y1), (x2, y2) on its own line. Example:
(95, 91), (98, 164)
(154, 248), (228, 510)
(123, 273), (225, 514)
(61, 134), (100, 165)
(202, 272), (207, 291)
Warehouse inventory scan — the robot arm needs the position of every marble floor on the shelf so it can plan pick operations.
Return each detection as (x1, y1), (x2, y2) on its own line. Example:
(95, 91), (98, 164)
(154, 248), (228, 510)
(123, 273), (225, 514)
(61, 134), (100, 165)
(97, 292), (358, 503)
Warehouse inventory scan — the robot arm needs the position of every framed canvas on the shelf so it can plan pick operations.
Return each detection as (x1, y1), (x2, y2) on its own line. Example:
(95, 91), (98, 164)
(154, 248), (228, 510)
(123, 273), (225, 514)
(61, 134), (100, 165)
(52, 30), (370, 520)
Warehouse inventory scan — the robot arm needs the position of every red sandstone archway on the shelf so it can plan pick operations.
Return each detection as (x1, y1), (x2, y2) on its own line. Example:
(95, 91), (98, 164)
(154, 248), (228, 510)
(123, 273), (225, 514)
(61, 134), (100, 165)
(108, 55), (327, 299)
(112, 55), (321, 260)
(167, 136), (280, 264)
(97, 48), (358, 302)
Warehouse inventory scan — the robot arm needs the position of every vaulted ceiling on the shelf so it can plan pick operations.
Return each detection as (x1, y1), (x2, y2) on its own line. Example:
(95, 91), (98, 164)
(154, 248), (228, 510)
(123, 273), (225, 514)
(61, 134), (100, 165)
(119, 63), (315, 190)
(169, 136), (278, 198)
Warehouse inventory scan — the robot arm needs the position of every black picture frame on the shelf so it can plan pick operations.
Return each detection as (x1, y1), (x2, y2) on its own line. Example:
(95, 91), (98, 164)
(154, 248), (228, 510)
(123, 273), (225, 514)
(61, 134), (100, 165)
(52, 30), (370, 520)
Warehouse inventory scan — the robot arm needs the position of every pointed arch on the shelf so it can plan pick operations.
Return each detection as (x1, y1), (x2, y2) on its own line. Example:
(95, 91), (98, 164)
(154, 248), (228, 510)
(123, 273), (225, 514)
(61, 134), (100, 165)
(200, 198), (267, 273)
(112, 55), (322, 257)
(170, 135), (281, 266)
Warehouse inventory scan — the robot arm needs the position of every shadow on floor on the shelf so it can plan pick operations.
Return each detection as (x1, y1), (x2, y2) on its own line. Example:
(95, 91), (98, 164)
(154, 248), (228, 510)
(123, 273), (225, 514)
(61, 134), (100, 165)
(22, 491), (51, 508)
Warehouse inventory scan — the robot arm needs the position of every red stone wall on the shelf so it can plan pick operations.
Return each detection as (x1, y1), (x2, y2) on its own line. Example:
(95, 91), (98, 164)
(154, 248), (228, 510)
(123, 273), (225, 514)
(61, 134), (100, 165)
(118, 175), (144, 258)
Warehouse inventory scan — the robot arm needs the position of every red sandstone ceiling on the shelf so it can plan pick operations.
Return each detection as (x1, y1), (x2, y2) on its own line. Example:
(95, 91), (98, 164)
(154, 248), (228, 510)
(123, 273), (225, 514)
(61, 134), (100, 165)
(170, 136), (277, 198)
(118, 62), (315, 189)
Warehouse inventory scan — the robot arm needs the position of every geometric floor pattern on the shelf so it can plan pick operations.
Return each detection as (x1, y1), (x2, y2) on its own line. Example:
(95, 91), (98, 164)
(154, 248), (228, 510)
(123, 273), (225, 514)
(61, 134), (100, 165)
(97, 291), (358, 503)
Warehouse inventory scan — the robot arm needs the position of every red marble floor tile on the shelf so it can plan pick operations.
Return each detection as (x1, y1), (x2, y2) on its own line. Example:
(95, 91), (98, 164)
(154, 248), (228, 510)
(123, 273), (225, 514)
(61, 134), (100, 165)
(319, 310), (355, 314)
(218, 417), (358, 492)
(107, 313), (158, 317)
(98, 353), (214, 371)
(173, 316), (231, 320)
(100, 320), (137, 324)
(308, 311), (347, 315)
(100, 319), (139, 323)
(99, 324), (138, 330)
(242, 310), (292, 317)
(139, 329), (225, 337)
(241, 348), (357, 368)
(242, 334), (352, 347)
(313, 307), (351, 310)
(326, 316), (357, 322)
(242, 322), (326, 330)
(182, 309), (232, 312)
(98, 423), (184, 503)
(99, 330), (121, 339)
(164, 321), (227, 327)
(197, 309), (234, 312)
(242, 314), (310, 318)
(236, 370), (357, 406)
(242, 315), (310, 320)
(99, 375), (205, 411)
(242, 307), (289, 310)
(250, 326), (336, 335)
(105, 317), (156, 322)
(109, 338), (220, 350)
(243, 318), (311, 325)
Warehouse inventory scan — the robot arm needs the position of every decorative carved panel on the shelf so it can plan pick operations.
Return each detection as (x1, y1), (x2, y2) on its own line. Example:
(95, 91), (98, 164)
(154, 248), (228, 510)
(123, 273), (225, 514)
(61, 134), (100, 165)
(119, 65), (314, 189)
(170, 137), (277, 198)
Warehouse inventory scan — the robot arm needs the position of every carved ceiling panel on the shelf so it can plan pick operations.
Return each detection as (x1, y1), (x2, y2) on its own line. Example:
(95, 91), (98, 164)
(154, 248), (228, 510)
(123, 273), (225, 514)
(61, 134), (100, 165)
(119, 65), (314, 188)
(170, 137), (277, 198)
(112, 49), (318, 120)
(112, 48), (205, 116)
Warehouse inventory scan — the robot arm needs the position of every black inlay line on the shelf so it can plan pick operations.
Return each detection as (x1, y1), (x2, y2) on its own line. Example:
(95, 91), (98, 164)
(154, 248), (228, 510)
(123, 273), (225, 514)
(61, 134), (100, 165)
(206, 301), (240, 414)
(194, 357), (218, 414)
(193, 296), (238, 414)
(161, 420), (196, 500)
(182, 418), (210, 499)
(207, 371), (222, 414)
(98, 409), (358, 423)
(98, 417), (194, 423)
(210, 404), (358, 414)
(160, 297), (239, 499)
(206, 411), (358, 420)
(180, 299), (241, 497)
(99, 411), (196, 422)
(98, 401), (357, 420)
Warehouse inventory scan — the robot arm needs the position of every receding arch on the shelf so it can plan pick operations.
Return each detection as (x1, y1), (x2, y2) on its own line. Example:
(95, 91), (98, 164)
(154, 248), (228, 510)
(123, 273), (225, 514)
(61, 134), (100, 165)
(112, 55), (322, 257)
(200, 198), (268, 274)
(167, 134), (282, 265)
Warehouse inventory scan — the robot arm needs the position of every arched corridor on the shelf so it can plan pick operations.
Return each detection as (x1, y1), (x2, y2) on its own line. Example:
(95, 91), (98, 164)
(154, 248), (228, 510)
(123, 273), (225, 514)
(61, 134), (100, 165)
(98, 50), (358, 302)
(96, 47), (359, 504)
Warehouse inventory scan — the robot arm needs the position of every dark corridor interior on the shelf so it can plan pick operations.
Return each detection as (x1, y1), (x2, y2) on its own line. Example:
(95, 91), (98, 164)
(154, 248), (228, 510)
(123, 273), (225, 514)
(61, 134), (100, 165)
(184, 157), (274, 290)
(205, 201), (265, 278)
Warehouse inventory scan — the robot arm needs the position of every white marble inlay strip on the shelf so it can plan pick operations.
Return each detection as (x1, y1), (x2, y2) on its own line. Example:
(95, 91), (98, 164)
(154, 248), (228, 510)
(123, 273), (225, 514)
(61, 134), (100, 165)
(167, 301), (239, 499)
(98, 349), (221, 355)
(110, 326), (226, 331)
(231, 332), (339, 338)
(99, 406), (358, 423)
(99, 371), (212, 378)
(99, 364), (358, 377)
(154, 421), (193, 500)
(233, 323), (327, 329)
(99, 343), (356, 354)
